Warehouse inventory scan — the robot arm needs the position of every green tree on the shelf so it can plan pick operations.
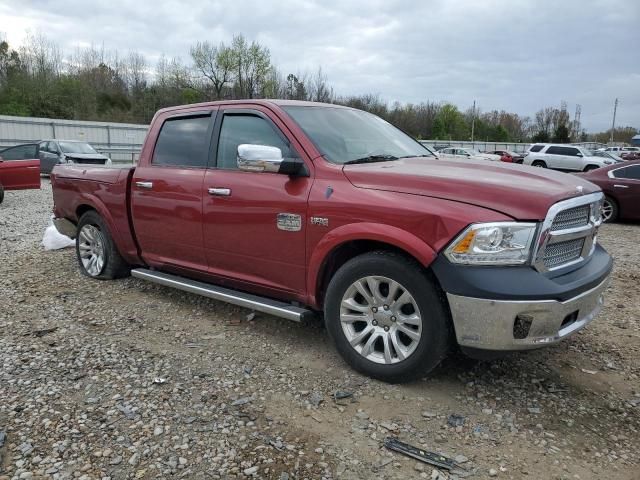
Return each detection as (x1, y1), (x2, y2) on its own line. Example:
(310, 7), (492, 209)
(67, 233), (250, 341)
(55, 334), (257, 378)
(552, 124), (570, 143)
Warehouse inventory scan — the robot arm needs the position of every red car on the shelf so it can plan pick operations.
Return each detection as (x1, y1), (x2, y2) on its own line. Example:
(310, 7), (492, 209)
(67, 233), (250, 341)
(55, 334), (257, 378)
(0, 143), (41, 204)
(489, 150), (525, 164)
(577, 160), (640, 222)
(620, 151), (640, 161)
(50, 100), (612, 382)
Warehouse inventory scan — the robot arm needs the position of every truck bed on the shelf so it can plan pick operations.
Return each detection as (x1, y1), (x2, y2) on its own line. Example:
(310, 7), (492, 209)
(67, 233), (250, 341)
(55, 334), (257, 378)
(51, 163), (141, 265)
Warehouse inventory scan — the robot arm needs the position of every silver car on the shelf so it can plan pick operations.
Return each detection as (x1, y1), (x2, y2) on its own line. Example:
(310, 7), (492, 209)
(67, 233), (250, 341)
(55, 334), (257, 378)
(38, 140), (111, 174)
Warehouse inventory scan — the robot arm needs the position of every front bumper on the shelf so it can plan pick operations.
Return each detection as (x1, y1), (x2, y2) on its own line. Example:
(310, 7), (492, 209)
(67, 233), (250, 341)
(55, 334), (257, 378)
(447, 277), (609, 350)
(431, 244), (613, 351)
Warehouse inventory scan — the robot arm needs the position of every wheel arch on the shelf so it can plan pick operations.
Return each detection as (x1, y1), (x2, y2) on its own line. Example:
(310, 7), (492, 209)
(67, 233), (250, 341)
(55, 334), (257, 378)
(308, 223), (438, 309)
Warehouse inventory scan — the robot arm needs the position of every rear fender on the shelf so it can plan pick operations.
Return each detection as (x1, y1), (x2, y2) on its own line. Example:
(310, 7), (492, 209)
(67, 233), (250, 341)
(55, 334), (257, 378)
(307, 222), (437, 307)
(73, 192), (141, 265)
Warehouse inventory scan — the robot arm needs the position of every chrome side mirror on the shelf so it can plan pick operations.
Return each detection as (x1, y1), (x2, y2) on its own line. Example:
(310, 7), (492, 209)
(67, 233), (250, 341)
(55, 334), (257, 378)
(237, 144), (283, 173)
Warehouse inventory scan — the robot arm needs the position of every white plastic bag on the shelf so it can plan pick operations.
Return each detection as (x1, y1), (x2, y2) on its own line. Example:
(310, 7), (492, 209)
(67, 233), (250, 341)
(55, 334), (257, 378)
(42, 218), (75, 251)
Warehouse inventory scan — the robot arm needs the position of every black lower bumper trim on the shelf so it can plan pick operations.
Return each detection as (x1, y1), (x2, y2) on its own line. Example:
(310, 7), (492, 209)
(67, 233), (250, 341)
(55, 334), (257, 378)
(431, 244), (612, 302)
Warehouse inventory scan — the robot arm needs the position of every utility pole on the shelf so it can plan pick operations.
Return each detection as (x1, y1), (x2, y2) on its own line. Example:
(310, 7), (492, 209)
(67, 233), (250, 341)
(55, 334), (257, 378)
(573, 104), (581, 140)
(610, 98), (618, 144)
(470, 100), (476, 143)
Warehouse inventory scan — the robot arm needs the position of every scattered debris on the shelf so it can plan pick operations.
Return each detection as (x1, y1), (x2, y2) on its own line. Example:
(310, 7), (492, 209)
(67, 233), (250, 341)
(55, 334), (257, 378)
(581, 368), (598, 375)
(153, 377), (167, 384)
(0, 430), (6, 448)
(447, 414), (466, 427)
(383, 437), (458, 471)
(309, 391), (324, 407)
(528, 407), (542, 414)
(246, 312), (256, 321)
(25, 327), (58, 337)
(243, 365), (254, 375)
(184, 343), (204, 348)
(232, 396), (253, 406)
(333, 390), (354, 401)
(372, 457), (393, 472)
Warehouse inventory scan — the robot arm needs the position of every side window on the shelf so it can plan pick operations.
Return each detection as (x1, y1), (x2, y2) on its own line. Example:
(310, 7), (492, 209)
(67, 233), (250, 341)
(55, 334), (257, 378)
(546, 146), (562, 155)
(616, 165), (640, 180)
(216, 114), (291, 170)
(0, 144), (37, 160)
(529, 145), (543, 152)
(566, 147), (580, 156)
(152, 115), (211, 167)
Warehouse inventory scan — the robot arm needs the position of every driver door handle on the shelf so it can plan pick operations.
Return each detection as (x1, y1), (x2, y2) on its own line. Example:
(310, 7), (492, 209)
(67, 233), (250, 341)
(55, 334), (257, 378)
(613, 184), (629, 189)
(208, 187), (232, 196)
(135, 181), (153, 189)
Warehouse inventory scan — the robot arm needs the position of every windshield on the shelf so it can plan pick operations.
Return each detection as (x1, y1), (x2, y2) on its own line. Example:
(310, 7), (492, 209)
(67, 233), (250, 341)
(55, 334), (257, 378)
(59, 142), (98, 154)
(282, 106), (434, 164)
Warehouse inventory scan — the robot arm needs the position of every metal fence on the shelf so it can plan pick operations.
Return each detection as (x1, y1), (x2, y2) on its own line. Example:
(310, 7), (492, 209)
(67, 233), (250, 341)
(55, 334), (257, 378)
(420, 140), (609, 153)
(0, 115), (148, 163)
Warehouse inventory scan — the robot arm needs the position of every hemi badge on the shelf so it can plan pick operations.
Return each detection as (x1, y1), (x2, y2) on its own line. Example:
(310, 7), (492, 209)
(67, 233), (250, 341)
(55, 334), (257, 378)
(311, 217), (329, 227)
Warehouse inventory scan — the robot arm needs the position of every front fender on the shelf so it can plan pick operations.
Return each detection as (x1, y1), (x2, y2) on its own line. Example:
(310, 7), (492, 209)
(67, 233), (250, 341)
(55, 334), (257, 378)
(307, 222), (437, 307)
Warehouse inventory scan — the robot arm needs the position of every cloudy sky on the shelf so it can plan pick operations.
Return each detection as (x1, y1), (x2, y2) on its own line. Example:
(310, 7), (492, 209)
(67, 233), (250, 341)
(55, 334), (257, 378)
(1, 0), (638, 131)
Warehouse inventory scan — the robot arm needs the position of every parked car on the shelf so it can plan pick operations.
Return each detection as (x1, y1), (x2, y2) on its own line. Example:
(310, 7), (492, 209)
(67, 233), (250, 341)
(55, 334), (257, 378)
(524, 144), (614, 171)
(50, 100), (612, 382)
(620, 151), (640, 161)
(489, 150), (525, 164)
(598, 146), (640, 154)
(438, 147), (501, 162)
(0, 144), (41, 204)
(576, 160), (640, 222)
(38, 140), (111, 174)
(591, 150), (624, 163)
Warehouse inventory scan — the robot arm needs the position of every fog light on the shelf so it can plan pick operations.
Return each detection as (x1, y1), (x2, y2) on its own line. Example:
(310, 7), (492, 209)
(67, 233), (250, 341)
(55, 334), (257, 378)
(513, 314), (533, 339)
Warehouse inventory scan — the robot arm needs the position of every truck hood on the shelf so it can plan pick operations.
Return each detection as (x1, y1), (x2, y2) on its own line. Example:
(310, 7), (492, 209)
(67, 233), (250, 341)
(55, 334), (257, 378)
(343, 157), (600, 220)
(64, 153), (109, 162)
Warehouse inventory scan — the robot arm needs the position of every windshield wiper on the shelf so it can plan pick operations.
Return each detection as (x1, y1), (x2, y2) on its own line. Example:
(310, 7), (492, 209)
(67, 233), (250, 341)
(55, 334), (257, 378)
(397, 154), (434, 159)
(343, 154), (399, 165)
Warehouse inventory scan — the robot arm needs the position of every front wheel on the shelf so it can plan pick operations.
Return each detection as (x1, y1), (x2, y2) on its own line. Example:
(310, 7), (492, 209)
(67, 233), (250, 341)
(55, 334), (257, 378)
(324, 251), (451, 383)
(0, 184), (4, 204)
(76, 210), (130, 279)
(532, 160), (547, 168)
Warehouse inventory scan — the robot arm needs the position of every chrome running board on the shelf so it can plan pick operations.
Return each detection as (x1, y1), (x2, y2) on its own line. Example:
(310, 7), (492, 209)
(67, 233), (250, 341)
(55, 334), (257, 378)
(131, 268), (312, 322)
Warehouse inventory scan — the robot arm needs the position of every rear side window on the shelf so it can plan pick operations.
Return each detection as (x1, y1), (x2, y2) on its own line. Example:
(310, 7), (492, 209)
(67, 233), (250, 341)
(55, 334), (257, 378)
(529, 145), (543, 152)
(545, 146), (562, 155)
(0, 144), (37, 160)
(613, 165), (640, 179)
(153, 115), (211, 167)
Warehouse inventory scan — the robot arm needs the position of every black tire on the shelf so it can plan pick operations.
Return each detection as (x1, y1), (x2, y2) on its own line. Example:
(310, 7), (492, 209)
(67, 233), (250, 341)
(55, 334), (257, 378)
(324, 250), (451, 383)
(0, 184), (4, 204)
(602, 196), (618, 223)
(76, 210), (130, 280)
(583, 165), (599, 172)
(532, 160), (547, 168)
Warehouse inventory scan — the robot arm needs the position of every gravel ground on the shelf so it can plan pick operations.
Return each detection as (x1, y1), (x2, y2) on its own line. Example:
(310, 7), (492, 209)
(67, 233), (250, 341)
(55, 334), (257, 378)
(1, 180), (638, 480)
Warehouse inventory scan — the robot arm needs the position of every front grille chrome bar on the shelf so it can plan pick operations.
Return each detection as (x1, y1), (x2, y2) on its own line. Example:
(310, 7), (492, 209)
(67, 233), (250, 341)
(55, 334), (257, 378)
(533, 192), (603, 273)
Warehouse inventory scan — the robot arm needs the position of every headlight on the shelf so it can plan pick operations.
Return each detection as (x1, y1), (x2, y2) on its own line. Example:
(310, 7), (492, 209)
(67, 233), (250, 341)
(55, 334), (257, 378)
(445, 222), (538, 265)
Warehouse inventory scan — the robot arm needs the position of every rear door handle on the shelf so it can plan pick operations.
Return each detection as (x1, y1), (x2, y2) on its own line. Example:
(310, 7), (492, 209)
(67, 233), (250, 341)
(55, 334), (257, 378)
(135, 181), (153, 189)
(613, 184), (629, 189)
(208, 187), (231, 196)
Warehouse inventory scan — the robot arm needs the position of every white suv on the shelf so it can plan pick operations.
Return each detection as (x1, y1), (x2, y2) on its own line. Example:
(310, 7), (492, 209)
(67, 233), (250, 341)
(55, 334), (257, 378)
(523, 144), (617, 172)
(598, 146), (640, 154)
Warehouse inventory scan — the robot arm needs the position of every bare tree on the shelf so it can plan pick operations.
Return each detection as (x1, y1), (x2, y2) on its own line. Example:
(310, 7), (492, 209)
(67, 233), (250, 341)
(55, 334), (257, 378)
(190, 41), (234, 99)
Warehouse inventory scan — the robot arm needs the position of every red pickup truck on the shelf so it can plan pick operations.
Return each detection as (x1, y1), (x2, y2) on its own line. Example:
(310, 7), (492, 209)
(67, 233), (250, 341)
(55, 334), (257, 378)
(51, 100), (612, 382)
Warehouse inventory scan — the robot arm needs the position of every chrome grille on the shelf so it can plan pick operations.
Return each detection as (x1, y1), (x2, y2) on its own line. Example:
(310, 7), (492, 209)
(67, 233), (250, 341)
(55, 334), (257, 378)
(534, 192), (603, 273)
(543, 238), (585, 269)
(550, 205), (590, 231)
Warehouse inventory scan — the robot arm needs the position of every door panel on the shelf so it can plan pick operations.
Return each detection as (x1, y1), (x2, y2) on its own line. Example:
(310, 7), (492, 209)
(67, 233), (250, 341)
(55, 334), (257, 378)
(0, 159), (41, 190)
(131, 111), (216, 271)
(202, 107), (313, 297)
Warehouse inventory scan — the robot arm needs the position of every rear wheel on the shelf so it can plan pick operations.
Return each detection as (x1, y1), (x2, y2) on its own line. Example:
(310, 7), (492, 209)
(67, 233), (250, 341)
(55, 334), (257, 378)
(324, 251), (450, 383)
(584, 165), (599, 172)
(76, 210), (130, 279)
(602, 196), (618, 223)
(532, 160), (547, 168)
